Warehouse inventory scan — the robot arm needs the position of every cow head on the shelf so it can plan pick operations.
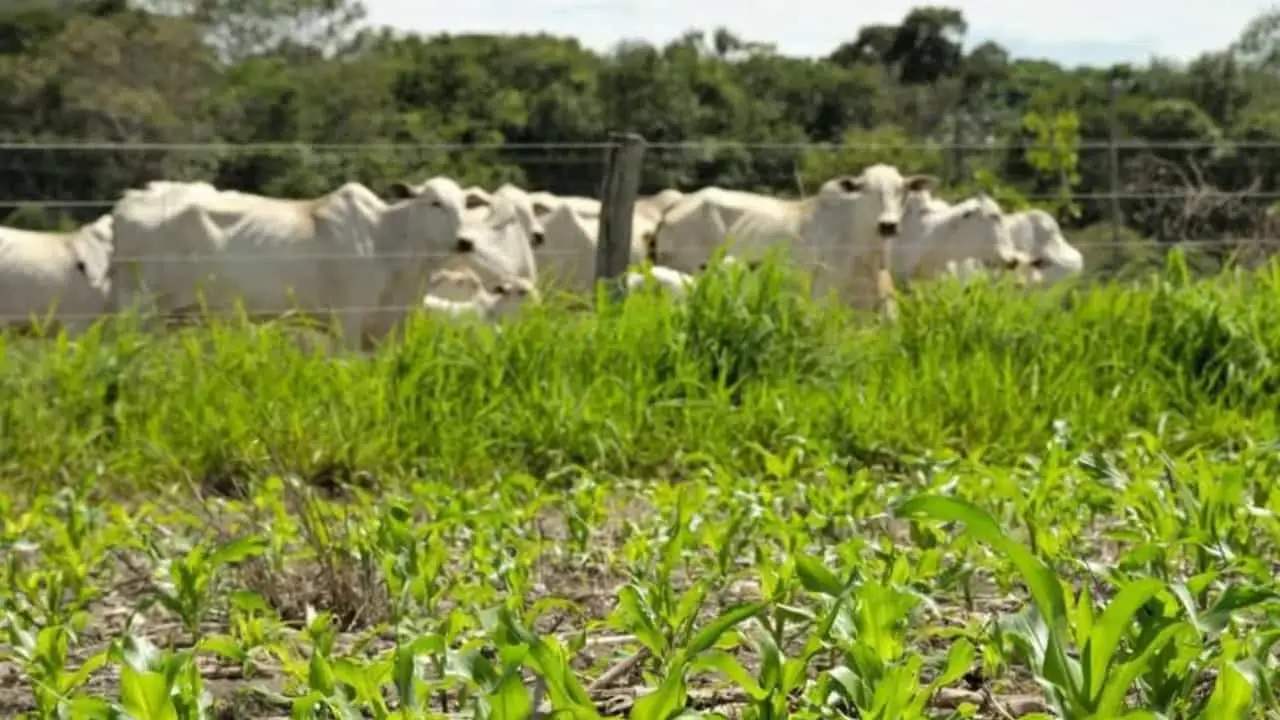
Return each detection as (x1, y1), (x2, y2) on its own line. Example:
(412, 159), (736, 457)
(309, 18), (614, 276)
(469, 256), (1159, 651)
(69, 214), (114, 292)
(828, 165), (939, 238)
(949, 195), (1030, 276)
(451, 193), (540, 288)
(486, 276), (540, 319)
(491, 184), (546, 248)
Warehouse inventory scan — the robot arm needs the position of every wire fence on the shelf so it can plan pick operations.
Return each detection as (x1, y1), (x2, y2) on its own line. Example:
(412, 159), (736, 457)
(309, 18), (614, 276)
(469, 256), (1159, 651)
(1, 140), (1280, 151)
(14, 191), (1280, 209)
(0, 137), (1271, 215)
(0, 139), (1269, 220)
(0, 136), (1276, 329)
(75, 238), (1280, 265)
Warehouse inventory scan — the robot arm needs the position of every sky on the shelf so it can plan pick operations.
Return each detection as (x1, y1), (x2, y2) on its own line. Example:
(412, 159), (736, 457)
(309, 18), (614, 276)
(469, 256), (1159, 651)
(364, 0), (1275, 67)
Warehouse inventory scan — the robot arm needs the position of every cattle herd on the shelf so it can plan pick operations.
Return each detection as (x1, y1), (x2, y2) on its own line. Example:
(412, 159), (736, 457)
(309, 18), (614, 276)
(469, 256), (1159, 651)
(0, 162), (1086, 349)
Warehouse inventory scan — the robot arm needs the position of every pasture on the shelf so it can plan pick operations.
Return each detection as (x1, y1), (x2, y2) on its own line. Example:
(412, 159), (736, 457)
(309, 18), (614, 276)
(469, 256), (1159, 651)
(2, 254), (1279, 718)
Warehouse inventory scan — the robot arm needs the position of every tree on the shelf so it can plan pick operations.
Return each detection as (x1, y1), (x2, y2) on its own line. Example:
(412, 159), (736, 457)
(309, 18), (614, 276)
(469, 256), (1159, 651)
(885, 6), (967, 85)
(144, 0), (368, 61)
(828, 24), (898, 68)
(0, 1), (1272, 261)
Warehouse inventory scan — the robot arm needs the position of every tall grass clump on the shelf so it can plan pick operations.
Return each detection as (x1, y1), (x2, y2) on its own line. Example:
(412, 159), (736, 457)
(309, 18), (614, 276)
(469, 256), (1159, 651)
(863, 251), (1280, 456)
(3, 252), (1280, 489)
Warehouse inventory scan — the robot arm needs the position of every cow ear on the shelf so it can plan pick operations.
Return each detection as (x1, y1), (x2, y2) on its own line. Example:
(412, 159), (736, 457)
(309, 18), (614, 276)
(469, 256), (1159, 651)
(531, 200), (555, 215)
(464, 191), (491, 209)
(837, 176), (863, 192)
(387, 181), (416, 200)
(905, 175), (938, 192)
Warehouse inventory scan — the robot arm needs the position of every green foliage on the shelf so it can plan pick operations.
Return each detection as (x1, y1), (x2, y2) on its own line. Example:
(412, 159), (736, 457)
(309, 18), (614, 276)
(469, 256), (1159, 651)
(4, 262), (1280, 715)
(1022, 109), (1082, 218)
(9, 8), (1280, 714)
(946, 166), (1031, 212)
(798, 125), (944, 192)
(0, 3), (1278, 247)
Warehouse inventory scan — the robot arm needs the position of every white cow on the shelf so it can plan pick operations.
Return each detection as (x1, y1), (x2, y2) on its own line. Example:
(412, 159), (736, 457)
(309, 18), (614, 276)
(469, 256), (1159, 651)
(527, 188), (683, 221)
(461, 186), (494, 208)
(110, 177), (500, 349)
(537, 204), (600, 293)
(895, 187), (1027, 282)
(528, 191), (601, 218)
(116, 180), (276, 239)
(0, 214), (114, 336)
(1006, 209), (1084, 284)
(526, 188), (684, 265)
(637, 189), (686, 223)
(536, 204), (705, 295)
(421, 267), (540, 321)
(893, 187), (1082, 285)
(646, 165), (940, 310)
(429, 183), (543, 290)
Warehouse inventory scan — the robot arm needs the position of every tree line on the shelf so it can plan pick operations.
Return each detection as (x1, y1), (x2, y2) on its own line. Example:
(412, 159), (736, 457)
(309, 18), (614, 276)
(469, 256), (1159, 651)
(6, 1), (1280, 275)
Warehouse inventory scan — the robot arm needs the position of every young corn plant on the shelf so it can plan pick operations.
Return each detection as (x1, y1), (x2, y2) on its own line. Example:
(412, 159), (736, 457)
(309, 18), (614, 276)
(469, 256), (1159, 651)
(142, 533), (269, 642)
(899, 494), (1273, 718)
(0, 622), (108, 719)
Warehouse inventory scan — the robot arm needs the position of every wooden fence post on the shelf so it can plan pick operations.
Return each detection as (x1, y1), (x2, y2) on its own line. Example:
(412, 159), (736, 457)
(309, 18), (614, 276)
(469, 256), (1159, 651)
(595, 132), (647, 302)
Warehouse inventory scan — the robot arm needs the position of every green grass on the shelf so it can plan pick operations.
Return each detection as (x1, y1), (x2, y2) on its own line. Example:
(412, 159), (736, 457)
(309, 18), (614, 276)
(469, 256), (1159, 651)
(4, 251), (1280, 487)
(1, 250), (1279, 718)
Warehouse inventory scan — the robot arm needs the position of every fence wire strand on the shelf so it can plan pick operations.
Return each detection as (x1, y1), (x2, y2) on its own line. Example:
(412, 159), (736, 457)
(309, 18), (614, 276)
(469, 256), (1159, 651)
(0, 138), (1272, 330)
(79, 238), (1280, 265)
(0, 139), (1277, 151)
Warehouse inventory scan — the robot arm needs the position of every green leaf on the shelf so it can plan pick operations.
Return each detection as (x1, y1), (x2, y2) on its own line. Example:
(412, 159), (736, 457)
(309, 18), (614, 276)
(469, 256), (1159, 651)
(396, 636), (445, 709)
(934, 638), (975, 689)
(900, 496), (1083, 705)
(1094, 621), (1190, 715)
(229, 590), (272, 614)
(1200, 586), (1279, 634)
(489, 668), (533, 720)
(66, 695), (116, 719)
(616, 585), (668, 658)
(207, 535), (269, 569)
(113, 634), (162, 673)
(60, 648), (109, 693)
(689, 649), (767, 700)
(824, 665), (864, 706)
(630, 669), (688, 720)
(198, 634), (247, 664)
(896, 496), (1067, 625)
(752, 623), (782, 692)
(672, 583), (709, 638)
(291, 690), (327, 719)
(119, 666), (177, 720)
(1083, 578), (1166, 700)
(309, 649), (336, 695)
(495, 608), (600, 719)
(794, 555), (844, 597)
(682, 602), (766, 659)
